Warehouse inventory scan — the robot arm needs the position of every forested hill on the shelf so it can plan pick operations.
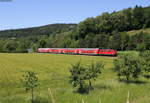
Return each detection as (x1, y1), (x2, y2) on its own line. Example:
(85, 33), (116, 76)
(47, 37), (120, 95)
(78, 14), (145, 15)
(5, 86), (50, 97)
(0, 24), (77, 38)
(77, 5), (150, 36)
(0, 5), (150, 53)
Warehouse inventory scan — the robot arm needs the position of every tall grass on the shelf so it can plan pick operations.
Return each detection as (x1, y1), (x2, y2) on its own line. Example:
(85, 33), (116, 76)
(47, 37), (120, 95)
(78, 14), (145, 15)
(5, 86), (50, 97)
(0, 53), (149, 103)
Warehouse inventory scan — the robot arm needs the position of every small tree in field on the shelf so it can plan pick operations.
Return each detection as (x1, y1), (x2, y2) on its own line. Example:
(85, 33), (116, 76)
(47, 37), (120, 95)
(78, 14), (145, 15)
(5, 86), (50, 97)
(69, 62), (88, 93)
(113, 54), (142, 82)
(86, 61), (104, 90)
(22, 71), (39, 103)
(69, 61), (104, 93)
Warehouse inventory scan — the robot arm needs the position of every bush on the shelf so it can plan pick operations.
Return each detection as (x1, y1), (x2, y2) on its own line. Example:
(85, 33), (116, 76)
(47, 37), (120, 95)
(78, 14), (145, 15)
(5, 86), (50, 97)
(22, 71), (39, 103)
(69, 61), (104, 93)
(113, 54), (143, 82)
(86, 61), (104, 90)
(139, 51), (150, 72)
(69, 62), (88, 93)
(136, 43), (146, 52)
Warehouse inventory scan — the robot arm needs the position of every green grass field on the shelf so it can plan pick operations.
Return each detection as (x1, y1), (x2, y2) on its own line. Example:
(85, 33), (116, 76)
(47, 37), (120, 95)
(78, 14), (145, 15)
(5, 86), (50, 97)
(0, 53), (150, 103)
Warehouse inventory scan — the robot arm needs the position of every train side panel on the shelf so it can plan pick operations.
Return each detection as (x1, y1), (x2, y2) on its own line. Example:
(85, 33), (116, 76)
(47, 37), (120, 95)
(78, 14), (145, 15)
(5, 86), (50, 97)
(38, 48), (117, 56)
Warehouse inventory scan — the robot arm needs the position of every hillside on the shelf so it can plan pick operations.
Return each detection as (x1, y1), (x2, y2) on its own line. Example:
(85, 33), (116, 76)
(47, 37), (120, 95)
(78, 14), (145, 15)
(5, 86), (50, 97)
(127, 28), (150, 35)
(0, 6), (149, 38)
(0, 23), (77, 38)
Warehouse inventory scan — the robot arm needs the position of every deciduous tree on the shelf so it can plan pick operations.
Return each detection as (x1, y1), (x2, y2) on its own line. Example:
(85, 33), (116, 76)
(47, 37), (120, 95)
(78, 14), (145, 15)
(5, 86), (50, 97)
(22, 71), (39, 103)
(113, 54), (142, 82)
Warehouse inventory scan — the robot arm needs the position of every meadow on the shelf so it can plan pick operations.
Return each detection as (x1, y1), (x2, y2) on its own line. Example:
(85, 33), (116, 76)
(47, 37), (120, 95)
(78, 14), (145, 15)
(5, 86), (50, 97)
(0, 53), (150, 103)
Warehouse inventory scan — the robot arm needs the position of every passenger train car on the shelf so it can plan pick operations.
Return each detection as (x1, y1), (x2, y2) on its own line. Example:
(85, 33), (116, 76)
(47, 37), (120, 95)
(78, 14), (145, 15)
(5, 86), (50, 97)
(38, 48), (117, 56)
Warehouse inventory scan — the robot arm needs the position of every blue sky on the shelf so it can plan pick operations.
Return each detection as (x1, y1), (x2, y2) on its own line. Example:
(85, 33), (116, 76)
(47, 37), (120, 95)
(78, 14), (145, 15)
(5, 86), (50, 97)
(0, 0), (149, 30)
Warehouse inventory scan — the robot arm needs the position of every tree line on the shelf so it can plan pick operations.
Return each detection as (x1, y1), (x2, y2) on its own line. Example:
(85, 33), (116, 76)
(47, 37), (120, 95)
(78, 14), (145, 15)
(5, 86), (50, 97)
(0, 31), (149, 53)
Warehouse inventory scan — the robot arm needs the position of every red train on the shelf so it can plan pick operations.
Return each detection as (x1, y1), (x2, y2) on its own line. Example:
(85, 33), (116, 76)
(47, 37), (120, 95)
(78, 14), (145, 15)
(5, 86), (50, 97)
(38, 48), (117, 56)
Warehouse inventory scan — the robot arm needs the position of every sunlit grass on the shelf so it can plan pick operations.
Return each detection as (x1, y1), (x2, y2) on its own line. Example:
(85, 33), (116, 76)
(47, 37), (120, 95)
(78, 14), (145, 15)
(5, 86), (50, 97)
(127, 28), (150, 35)
(0, 53), (149, 103)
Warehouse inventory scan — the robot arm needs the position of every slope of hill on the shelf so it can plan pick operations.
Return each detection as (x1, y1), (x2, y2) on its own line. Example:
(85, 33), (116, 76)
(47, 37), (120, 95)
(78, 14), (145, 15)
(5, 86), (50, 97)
(127, 28), (150, 35)
(0, 23), (77, 38)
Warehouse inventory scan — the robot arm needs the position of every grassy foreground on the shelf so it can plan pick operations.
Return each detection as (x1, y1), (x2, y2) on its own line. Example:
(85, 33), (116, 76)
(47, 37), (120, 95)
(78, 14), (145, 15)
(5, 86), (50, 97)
(0, 53), (150, 103)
